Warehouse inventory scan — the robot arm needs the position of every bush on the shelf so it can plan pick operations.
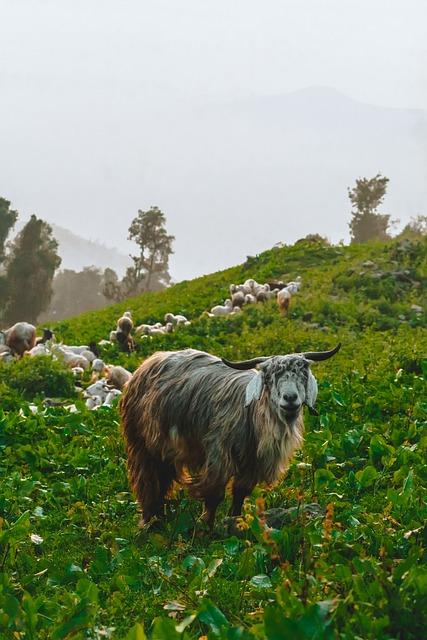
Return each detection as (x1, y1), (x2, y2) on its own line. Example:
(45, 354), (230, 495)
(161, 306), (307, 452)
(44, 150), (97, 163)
(0, 356), (76, 399)
(0, 382), (21, 410)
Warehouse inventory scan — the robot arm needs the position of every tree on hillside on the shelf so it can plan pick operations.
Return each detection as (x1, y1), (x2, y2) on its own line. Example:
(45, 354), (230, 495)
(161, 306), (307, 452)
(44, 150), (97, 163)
(103, 207), (174, 303)
(38, 266), (110, 322)
(101, 267), (124, 303)
(348, 174), (392, 243)
(0, 198), (19, 316)
(128, 206), (174, 292)
(396, 214), (427, 240)
(4, 215), (61, 324)
(0, 198), (18, 266)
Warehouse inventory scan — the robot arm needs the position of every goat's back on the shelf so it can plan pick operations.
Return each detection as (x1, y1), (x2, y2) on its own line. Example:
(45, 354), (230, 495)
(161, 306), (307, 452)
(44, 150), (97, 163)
(120, 349), (252, 465)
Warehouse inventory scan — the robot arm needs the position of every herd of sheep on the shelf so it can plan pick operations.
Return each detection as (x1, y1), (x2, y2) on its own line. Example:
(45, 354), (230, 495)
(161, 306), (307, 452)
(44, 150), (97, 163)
(0, 276), (301, 409)
(208, 277), (301, 316)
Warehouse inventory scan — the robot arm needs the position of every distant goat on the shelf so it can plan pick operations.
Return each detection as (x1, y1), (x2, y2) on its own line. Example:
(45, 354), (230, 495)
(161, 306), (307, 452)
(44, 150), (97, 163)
(121, 344), (340, 528)
(0, 322), (36, 357)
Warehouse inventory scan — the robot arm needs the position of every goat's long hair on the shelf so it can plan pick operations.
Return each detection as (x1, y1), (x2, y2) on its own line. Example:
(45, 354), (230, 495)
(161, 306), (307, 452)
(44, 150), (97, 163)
(120, 348), (304, 523)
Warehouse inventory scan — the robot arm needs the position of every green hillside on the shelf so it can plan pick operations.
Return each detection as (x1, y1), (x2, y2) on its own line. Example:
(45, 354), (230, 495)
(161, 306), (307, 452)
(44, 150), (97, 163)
(53, 237), (426, 363)
(1, 237), (426, 639)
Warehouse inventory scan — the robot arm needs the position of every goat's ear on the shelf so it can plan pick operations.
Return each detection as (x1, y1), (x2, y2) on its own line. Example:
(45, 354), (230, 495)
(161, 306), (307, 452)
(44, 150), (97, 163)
(305, 369), (318, 414)
(245, 371), (264, 406)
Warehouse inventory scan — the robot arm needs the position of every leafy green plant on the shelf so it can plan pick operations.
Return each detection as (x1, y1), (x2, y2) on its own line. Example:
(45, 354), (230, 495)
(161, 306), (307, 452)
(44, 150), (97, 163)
(0, 356), (76, 399)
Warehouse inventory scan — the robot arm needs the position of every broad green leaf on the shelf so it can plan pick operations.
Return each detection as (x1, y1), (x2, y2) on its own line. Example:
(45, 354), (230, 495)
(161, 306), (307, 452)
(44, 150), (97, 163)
(197, 600), (229, 636)
(356, 465), (378, 488)
(124, 622), (148, 640)
(151, 617), (181, 640)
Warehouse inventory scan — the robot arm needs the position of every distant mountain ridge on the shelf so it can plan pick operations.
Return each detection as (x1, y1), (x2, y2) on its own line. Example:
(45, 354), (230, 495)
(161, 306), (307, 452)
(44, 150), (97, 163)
(50, 224), (129, 275)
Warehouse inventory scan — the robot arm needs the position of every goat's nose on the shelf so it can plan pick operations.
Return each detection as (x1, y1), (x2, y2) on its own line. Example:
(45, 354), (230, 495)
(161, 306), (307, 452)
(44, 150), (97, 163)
(283, 392), (298, 403)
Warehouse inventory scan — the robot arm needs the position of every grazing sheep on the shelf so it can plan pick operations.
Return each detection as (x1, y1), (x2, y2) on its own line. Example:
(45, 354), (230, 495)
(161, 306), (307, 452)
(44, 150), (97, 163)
(243, 278), (256, 293)
(210, 299), (234, 316)
(277, 287), (292, 315)
(1, 322), (36, 357)
(51, 345), (90, 370)
(120, 344), (340, 528)
(66, 345), (90, 355)
(285, 277), (302, 295)
(135, 324), (153, 336)
(103, 388), (122, 406)
(164, 313), (189, 325)
(231, 291), (246, 308)
(109, 330), (117, 342)
(117, 312), (133, 335)
(84, 379), (110, 404)
(92, 358), (106, 374)
(106, 365), (132, 390)
(255, 285), (270, 303)
(80, 349), (96, 363)
(116, 330), (135, 353)
(244, 294), (257, 305)
(229, 284), (249, 296)
(28, 344), (50, 357)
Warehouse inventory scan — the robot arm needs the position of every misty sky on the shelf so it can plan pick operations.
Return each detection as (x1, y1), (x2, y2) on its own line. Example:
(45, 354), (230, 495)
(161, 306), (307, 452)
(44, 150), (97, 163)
(1, 1), (426, 280)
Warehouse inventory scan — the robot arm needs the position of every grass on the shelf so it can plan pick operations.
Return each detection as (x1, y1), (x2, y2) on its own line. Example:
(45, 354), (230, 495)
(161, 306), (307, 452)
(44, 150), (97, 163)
(0, 236), (426, 639)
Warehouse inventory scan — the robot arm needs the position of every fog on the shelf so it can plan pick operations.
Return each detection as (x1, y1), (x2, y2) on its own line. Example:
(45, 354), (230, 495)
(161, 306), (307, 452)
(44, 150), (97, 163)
(1, 1), (426, 280)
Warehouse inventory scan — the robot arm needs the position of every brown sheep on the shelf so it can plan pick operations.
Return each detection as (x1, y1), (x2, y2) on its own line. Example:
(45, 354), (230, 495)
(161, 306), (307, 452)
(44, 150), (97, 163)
(1, 322), (36, 357)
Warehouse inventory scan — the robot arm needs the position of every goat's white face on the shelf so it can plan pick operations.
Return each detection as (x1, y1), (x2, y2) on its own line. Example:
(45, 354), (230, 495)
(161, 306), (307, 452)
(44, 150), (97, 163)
(247, 355), (318, 424)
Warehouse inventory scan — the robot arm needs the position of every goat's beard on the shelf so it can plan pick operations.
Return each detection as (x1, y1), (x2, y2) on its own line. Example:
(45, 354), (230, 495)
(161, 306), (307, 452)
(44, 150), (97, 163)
(276, 406), (302, 428)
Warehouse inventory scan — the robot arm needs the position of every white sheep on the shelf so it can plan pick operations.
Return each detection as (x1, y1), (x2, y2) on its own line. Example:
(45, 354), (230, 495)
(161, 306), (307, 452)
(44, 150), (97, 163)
(135, 324), (153, 336)
(28, 344), (50, 357)
(51, 345), (90, 370)
(65, 345), (90, 355)
(103, 389), (122, 406)
(80, 349), (96, 363)
(210, 299), (234, 316)
(84, 379), (110, 404)
(164, 313), (189, 325)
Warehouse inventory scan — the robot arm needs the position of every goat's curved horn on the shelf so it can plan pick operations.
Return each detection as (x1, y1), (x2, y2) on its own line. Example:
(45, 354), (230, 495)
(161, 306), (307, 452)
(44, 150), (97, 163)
(302, 343), (341, 361)
(221, 356), (269, 370)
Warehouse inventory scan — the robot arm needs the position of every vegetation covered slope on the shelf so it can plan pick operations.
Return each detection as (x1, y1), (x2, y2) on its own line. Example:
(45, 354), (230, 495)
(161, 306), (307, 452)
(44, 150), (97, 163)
(1, 237), (426, 639)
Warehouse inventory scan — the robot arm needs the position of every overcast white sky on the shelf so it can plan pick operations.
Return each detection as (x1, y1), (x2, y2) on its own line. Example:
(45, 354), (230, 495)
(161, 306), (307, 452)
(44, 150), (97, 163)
(2, 0), (427, 107)
(1, 0), (426, 279)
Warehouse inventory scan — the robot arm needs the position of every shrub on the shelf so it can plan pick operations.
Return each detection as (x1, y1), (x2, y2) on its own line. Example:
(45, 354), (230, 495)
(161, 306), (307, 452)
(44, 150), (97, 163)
(0, 356), (76, 399)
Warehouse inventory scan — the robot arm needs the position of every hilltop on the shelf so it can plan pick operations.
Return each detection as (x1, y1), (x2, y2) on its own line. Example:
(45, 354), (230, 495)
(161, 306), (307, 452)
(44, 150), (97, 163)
(52, 236), (426, 367)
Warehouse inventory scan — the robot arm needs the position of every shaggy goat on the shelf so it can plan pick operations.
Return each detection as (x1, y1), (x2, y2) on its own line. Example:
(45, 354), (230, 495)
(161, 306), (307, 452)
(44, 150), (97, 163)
(121, 344), (340, 528)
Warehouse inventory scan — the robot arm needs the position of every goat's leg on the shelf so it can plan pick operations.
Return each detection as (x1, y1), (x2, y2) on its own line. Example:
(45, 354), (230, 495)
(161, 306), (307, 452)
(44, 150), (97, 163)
(230, 482), (256, 517)
(127, 446), (175, 526)
(202, 486), (226, 529)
